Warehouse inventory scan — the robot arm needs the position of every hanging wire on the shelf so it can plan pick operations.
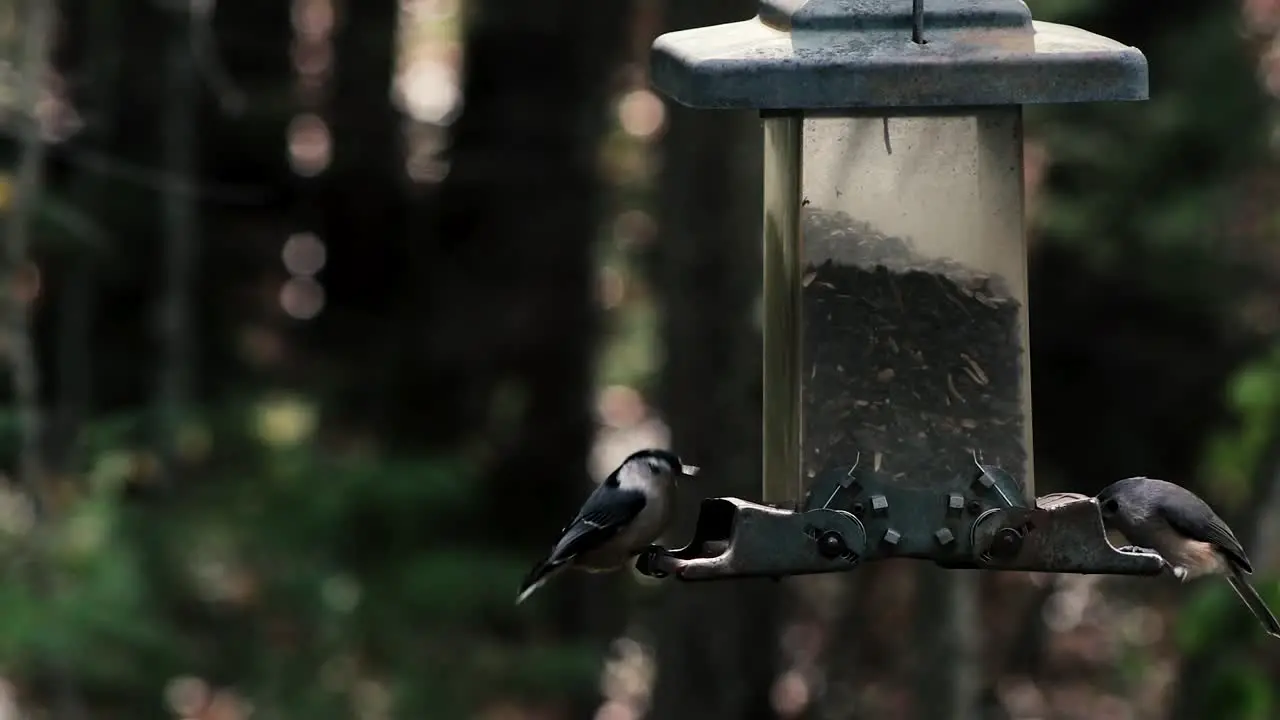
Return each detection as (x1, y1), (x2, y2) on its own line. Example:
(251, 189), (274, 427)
(912, 0), (926, 43)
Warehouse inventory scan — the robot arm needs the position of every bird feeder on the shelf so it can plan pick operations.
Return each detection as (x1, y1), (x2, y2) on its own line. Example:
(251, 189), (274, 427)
(637, 0), (1167, 580)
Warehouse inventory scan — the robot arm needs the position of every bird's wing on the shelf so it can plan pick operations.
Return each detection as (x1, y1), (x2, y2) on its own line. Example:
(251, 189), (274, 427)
(545, 486), (648, 565)
(1162, 504), (1253, 573)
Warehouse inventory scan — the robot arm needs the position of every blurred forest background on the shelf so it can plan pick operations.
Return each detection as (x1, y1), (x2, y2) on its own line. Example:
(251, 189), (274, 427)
(0, 0), (1278, 718)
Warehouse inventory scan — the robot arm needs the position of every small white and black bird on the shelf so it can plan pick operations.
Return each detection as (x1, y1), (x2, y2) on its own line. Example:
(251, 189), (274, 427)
(515, 448), (699, 604)
(1097, 476), (1280, 638)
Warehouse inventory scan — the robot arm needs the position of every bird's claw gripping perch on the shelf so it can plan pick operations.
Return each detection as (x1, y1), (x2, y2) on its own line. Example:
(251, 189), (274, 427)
(634, 545), (671, 579)
(1115, 544), (1163, 558)
(635, 461), (1166, 580)
(1110, 546), (1178, 578)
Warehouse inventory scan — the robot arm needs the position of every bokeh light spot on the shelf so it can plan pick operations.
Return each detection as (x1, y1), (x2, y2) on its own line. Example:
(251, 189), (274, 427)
(287, 113), (332, 176)
(279, 276), (326, 320)
(617, 89), (665, 139)
(282, 232), (327, 276)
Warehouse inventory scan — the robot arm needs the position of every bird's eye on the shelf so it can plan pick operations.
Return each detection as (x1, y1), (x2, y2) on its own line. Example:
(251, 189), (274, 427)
(1101, 498), (1119, 514)
(646, 460), (664, 475)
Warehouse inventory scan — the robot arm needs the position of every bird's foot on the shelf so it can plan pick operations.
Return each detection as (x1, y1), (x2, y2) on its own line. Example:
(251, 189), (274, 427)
(1116, 543), (1167, 561)
(635, 545), (671, 579)
(1117, 545), (1178, 573)
(1121, 543), (1187, 576)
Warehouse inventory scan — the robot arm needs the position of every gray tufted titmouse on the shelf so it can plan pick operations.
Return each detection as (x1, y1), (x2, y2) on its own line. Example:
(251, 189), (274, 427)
(1097, 476), (1280, 638)
(516, 448), (699, 604)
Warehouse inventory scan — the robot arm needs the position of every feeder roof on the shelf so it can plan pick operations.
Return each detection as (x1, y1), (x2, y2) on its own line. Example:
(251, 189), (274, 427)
(650, 0), (1147, 109)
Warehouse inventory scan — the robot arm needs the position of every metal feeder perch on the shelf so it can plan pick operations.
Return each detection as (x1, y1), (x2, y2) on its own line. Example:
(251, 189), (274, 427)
(637, 0), (1166, 581)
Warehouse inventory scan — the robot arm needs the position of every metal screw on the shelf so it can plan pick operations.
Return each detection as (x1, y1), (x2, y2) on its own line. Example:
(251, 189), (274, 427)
(817, 531), (848, 559)
(870, 494), (889, 515)
(823, 465), (863, 509)
(987, 527), (1024, 560)
(966, 500), (983, 515)
(934, 527), (955, 545)
(883, 528), (902, 546)
(851, 501), (866, 517)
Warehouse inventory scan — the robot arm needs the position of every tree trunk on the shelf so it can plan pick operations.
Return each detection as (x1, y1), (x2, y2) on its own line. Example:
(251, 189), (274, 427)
(311, 0), (416, 434)
(46, 0), (295, 424)
(155, 1), (200, 484)
(47, 0), (119, 474)
(645, 1), (781, 718)
(428, 0), (633, 711)
(912, 567), (981, 720)
(431, 1), (628, 519)
(5, 4), (87, 718)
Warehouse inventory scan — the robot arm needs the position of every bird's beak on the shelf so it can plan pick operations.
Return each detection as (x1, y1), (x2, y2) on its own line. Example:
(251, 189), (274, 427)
(680, 464), (700, 477)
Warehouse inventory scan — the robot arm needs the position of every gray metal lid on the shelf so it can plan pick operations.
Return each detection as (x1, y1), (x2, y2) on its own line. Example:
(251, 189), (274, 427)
(651, 0), (1148, 109)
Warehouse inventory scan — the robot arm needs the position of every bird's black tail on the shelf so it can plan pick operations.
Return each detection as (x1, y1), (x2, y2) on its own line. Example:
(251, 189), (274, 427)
(515, 557), (567, 605)
(1226, 565), (1280, 639)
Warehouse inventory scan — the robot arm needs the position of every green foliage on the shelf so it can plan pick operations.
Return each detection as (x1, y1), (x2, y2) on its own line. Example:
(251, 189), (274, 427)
(1178, 345), (1280, 714)
(1026, 0), (1272, 309)
(0, 398), (597, 718)
(1175, 578), (1280, 652)
(0, 497), (175, 688)
(1201, 347), (1280, 504)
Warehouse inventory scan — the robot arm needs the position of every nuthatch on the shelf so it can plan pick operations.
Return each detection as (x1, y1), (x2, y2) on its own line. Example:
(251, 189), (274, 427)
(516, 448), (699, 604)
(1097, 476), (1280, 638)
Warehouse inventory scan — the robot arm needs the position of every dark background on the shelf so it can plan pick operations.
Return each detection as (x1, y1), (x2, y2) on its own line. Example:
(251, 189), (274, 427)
(0, 0), (1277, 718)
